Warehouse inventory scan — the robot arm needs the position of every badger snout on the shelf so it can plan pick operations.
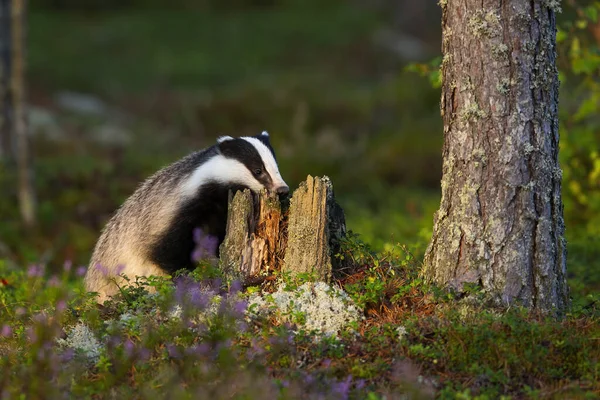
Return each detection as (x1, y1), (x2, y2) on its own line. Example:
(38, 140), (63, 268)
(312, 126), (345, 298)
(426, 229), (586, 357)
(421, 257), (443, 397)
(275, 185), (289, 196)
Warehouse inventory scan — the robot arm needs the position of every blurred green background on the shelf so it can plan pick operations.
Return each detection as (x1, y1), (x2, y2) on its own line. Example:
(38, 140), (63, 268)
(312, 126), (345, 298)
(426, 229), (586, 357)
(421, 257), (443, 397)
(1, 0), (599, 304)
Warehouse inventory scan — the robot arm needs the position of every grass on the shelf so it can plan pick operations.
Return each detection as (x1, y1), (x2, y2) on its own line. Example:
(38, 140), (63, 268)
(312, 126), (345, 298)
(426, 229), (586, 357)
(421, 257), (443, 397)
(28, 6), (380, 95)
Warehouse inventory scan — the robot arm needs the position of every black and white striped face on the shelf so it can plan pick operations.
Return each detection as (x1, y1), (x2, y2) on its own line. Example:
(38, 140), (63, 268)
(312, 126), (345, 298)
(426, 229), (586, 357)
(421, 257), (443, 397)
(181, 131), (289, 198)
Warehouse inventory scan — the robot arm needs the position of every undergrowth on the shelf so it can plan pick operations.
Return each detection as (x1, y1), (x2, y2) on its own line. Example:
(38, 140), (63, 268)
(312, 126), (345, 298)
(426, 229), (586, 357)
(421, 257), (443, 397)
(1, 235), (598, 399)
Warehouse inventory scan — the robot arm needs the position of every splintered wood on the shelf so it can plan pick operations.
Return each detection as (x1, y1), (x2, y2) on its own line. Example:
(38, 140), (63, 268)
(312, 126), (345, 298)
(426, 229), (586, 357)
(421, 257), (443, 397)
(219, 190), (282, 282)
(219, 175), (346, 284)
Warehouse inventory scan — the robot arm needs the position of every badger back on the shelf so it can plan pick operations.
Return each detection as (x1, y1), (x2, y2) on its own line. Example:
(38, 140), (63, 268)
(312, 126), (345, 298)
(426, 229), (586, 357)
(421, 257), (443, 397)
(84, 147), (219, 296)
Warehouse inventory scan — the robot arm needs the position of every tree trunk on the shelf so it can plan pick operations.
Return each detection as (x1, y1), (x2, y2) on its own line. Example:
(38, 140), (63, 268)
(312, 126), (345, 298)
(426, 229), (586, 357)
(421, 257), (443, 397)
(220, 176), (347, 285)
(423, 0), (569, 314)
(0, 0), (12, 161)
(11, 0), (35, 226)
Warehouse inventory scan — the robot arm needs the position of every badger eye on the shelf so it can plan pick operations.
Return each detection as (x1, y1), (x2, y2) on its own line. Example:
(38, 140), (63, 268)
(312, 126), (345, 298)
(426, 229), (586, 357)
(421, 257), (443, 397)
(253, 168), (263, 176)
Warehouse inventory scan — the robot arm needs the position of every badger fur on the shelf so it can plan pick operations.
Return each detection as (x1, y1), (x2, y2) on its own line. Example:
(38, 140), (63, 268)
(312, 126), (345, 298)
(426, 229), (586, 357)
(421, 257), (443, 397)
(84, 131), (288, 303)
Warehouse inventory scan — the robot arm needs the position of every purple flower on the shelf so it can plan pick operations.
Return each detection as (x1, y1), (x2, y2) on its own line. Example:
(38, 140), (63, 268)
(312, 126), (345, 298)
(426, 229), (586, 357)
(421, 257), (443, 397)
(1, 325), (12, 337)
(138, 347), (151, 362)
(94, 263), (109, 277)
(32, 313), (48, 324)
(27, 264), (44, 278)
(166, 344), (181, 359)
(63, 260), (72, 273)
(233, 300), (248, 317)
(26, 327), (37, 343)
(322, 358), (332, 368)
(332, 376), (353, 399)
(209, 278), (222, 291)
(197, 342), (211, 355)
(191, 228), (219, 262)
(47, 276), (60, 287)
(123, 340), (135, 358)
(229, 280), (242, 294)
(107, 335), (122, 349)
(115, 264), (126, 276)
(56, 300), (67, 312)
(186, 343), (210, 359)
(174, 276), (195, 303)
(236, 321), (249, 333)
(303, 373), (316, 386)
(76, 266), (87, 277)
(195, 291), (212, 309)
(60, 348), (75, 362)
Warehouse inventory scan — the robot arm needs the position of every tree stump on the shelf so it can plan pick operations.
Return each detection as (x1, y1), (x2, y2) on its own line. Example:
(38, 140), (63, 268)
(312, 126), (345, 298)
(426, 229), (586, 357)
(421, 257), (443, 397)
(219, 175), (346, 284)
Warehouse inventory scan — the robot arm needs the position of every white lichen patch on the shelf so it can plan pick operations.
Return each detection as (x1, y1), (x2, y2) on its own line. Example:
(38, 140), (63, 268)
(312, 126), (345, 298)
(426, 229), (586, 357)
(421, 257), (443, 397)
(396, 325), (408, 342)
(460, 102), (487, 122)
(468, 10), (501, 38)
(442, 54), (453, 67)
(118, 311), (142, 330)
(496, 78), (511, 94)
(442, 27), (453, 46)
(166, 292), (233, 327)
(56, 321), (103, 363)
(542, 0), (562, 13)
(553, 167), (563, 180)
(247, 282), (363, 337)
(523, 142), (535, 155)
(491, 43), (509, 59)
(461, 76), (474, 91)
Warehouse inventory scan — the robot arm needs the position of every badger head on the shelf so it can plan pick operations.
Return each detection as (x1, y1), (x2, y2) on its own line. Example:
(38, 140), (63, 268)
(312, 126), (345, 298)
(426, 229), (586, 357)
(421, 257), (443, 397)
(181, 131), (289, 198)
(217, 131), (289, 195)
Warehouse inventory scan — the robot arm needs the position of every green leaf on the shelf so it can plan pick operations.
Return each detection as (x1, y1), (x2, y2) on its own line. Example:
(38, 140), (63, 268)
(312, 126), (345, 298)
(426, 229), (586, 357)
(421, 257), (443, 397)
(583, 5), (599, 22)
(575, 19), (588, 29)
(574, 92), (600, 121)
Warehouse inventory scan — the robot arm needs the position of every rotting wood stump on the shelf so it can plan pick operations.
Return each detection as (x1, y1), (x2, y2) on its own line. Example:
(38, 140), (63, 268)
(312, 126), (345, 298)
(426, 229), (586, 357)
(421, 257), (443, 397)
(219, 175), (347, 285)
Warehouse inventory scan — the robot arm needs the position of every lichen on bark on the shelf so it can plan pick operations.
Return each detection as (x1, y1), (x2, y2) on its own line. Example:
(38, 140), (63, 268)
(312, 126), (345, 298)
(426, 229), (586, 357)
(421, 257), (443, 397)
(423, 0), (569, 314)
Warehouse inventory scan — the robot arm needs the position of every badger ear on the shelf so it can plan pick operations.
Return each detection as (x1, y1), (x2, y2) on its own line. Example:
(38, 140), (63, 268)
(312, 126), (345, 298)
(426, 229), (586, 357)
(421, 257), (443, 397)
(261, 131), (269, 137)
(217, 135), (234, 144)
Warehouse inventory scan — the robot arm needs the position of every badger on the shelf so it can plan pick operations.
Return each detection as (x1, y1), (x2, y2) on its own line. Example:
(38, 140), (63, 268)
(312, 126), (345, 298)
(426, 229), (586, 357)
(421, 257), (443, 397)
(84, 131), (289, 303)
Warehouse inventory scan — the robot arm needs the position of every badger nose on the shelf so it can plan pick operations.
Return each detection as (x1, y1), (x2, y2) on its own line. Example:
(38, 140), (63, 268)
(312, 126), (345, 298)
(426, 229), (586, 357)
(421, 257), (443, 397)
(276, 185), (289, 196)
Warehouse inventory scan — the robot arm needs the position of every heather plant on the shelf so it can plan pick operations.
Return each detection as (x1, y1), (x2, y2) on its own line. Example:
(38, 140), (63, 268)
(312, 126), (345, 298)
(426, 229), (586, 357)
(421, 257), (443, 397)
(0, 253), (399, 399)
(2, 230), (599, 398)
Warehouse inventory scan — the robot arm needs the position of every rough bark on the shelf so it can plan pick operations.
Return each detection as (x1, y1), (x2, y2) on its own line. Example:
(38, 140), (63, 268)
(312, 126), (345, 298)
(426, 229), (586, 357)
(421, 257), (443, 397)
(0, 0), (34, 225)
(423, 0), (568, 314)
(220, 189), (282, 282)
(283, 175), (345, 281)
(0, 0), (12, 160)
(220, 176), (346, 284)
(12, 0), (35, 226)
